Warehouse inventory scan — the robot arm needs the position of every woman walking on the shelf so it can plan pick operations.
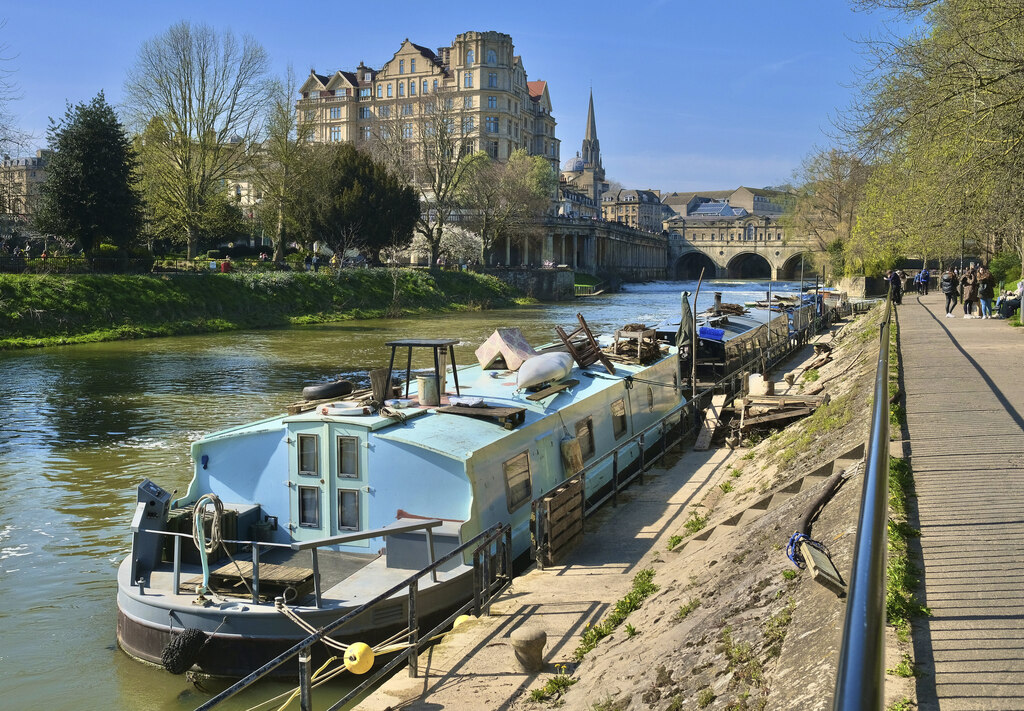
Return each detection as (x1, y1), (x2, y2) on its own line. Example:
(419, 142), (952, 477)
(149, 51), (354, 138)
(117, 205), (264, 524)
(960, 267), (979, 317)
(976, 266), (995, 319)
(940, 267), (959, 317)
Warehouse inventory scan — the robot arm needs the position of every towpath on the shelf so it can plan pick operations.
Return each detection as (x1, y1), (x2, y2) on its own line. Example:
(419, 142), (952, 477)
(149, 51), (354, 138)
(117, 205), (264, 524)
(356, 444), (737, 711)
(899, 293), (1024, 710)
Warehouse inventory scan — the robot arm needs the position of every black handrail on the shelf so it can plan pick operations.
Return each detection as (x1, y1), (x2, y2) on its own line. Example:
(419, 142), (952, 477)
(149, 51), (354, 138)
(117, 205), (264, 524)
(833, 291), (893, 709)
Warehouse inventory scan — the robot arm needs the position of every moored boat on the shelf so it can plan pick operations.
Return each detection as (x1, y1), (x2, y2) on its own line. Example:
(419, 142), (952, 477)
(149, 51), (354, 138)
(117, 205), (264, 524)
(116, 317), (689, 678)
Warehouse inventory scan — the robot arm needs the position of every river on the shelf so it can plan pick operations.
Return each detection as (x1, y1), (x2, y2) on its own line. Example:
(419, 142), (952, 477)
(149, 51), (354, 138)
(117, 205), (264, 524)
(0, 279), (806, 711)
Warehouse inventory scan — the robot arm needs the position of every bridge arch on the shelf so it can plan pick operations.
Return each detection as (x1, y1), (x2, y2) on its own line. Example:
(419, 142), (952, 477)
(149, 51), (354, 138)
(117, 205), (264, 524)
(674, 251), (718, 280)
(727, 252), (772, 279)
(778, 252), (815, 281)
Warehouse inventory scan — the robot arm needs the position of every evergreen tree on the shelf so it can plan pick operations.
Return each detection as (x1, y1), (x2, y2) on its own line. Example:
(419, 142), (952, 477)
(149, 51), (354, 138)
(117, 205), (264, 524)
(34, 92), (143, 253)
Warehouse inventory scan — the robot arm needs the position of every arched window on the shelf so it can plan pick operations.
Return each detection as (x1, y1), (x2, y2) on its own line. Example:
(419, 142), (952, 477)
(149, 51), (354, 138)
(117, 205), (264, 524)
(487, 49), (497, 64)
(466, 49), (474, 64)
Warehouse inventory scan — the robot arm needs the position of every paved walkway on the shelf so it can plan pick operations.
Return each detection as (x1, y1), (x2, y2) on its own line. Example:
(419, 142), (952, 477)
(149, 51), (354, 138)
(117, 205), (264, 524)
(899, 293), (1024, 710)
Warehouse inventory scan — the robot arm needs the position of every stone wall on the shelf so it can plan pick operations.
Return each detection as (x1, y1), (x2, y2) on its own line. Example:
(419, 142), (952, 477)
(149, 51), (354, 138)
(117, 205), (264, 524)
(837, 275), (889, 298)
(482, 267), (575, 301)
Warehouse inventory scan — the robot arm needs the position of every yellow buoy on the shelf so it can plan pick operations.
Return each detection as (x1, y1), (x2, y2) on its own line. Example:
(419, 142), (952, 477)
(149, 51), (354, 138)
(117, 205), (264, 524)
(453, 614), (471, 628)
(344, 642), (374, 674)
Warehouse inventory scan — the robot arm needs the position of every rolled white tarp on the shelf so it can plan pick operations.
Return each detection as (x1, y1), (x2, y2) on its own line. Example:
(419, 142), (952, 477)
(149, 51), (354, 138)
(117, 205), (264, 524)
(516, 352), (574, 390)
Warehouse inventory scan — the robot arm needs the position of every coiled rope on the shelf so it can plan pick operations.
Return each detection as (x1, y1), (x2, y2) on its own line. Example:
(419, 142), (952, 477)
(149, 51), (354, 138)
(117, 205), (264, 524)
(192, 494), (224, 596)
(786, 531), (832, 570)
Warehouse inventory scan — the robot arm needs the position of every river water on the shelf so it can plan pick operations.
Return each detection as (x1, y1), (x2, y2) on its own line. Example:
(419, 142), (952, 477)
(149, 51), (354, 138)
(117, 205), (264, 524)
(0, 279), (804, 711)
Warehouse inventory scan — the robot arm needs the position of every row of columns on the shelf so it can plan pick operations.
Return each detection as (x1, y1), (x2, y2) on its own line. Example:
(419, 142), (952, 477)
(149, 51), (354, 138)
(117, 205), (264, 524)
(492, 229), (667, 278)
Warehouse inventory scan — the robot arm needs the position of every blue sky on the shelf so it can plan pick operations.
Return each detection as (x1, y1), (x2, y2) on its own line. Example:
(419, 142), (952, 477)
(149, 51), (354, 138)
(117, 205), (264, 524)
(4, 1), (903, 192)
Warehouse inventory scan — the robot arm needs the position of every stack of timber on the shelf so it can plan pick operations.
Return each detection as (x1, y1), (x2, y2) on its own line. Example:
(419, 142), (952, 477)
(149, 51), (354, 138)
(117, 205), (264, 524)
(605, 323), (662, 364)
(730, 392), (830, 438)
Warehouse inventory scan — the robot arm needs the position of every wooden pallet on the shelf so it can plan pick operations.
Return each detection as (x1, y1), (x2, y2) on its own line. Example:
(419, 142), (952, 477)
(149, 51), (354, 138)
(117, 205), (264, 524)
(436, 404), (526, 430)
(537, 476), (584, 567)
(694, 393), (727, 451)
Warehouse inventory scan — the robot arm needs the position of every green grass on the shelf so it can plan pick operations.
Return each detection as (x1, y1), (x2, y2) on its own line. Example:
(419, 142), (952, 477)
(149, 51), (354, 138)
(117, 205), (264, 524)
(887, 457), (930, 640)
(529, 671), (578, 702)
(887, 698), (913, 711)
(697, 688), (716, 707)
(667, 534), (684, 551)
(683, 509), (710, 535)
(720, 481), (735, 493)
(763, 598), (795, 658)
(0, 269), (523, 349)
(782, 569), (797, 581)
(802, 368), (820, 382)
(675, 598), (701, 621)
(573, 569), (658, 661)
(886, 652), (919, 678)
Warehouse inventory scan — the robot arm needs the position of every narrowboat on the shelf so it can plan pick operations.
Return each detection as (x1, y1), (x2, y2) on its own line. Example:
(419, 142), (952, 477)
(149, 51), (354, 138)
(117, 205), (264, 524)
(116, 320), (689, 677)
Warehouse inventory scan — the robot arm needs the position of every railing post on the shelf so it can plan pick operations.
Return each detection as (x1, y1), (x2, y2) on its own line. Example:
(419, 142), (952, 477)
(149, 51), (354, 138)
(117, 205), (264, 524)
(298, 652), (313, 711)
(612, 450), (619, 507)
(473, 551), (482, 617)
(407, 580), (419, 678)
(504, 526), (513, 580)
(310, 549), (322, 609)
(425, 528), (438, 583)
(482, 548), (492, 616)
(639, 433), (646, 484)
(173, 534), (181, 595)
(251, 544), (260, 604)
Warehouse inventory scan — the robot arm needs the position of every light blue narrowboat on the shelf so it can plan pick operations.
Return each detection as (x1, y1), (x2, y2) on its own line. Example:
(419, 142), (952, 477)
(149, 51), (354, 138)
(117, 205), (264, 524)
(116, 327), (687, 677)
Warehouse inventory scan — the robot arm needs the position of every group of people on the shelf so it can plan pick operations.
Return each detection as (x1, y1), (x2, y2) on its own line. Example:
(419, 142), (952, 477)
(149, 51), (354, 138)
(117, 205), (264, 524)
(938, 265), (1021, 319)
(885, 264), (1022, 320)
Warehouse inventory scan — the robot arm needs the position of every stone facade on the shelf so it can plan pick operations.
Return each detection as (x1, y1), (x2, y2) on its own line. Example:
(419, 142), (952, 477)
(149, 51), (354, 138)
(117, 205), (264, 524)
(559, 91), (607, 216)
(601, 188), (670, 233)
(662, 186), (793, 217)
(297, 31), (559, 172)
(1, 150), (49, 219)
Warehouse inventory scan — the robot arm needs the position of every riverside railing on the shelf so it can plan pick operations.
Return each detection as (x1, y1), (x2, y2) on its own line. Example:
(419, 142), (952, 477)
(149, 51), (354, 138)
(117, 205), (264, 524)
(833, 291), (893, 710)
(194, 522), (513, 711)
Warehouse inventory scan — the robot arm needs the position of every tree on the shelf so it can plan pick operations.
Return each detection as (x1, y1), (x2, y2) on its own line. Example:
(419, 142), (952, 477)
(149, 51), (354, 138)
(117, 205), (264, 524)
(250, 68), (313, 262)
(459, 149), (557, 263)
(369, 89), (480, 265)
(292, 143), (418, 264)
(124, 21), (269, 259)
(33, 92), (143, 253)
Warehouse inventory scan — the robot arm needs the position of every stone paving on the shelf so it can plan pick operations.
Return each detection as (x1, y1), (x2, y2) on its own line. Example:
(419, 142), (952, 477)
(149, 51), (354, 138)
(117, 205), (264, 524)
(898, 293), (1024, 710)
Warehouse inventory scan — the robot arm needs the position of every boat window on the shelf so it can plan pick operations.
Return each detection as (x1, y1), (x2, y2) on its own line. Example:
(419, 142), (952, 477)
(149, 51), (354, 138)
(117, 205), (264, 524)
(338, 490), (359, 530)
(575, 417), (595, 459)
(647, 386), (655, 412)
(503, 452), (532, 512)
(299, 486), (321, 528)
(337, 436), (359, 478)
(611, 399), (627, 439)
(298, 434), (319, 476)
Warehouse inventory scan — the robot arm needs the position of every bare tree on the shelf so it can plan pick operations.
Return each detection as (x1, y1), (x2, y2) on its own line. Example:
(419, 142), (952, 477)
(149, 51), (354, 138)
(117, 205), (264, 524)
(368, 88), (480, 265)
(123, 21), (270, 259)
(249, 67), (313, 261)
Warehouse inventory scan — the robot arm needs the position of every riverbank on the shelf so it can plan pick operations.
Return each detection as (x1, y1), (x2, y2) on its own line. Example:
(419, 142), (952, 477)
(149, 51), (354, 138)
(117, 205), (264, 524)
(0, 269), (527, 349)
(358, 303), (915, 711)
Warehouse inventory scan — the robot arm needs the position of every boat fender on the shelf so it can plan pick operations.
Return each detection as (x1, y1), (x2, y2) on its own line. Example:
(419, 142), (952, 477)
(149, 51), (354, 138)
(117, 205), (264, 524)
(321, 406), (372, 416)
(302, 379), (354, 401)
(344, 642), (374, 674)
(698, 326), (725, 340)
(161, 628), (206, 675)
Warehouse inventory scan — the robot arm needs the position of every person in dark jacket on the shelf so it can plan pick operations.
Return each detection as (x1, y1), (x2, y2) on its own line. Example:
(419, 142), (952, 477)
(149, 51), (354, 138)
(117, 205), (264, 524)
(960, 267), (979, 317)
(940, 267), (958, 317)
(886, 269), (903, 305)
(919, 268), (930, 295)
(976, 267), (995, 318)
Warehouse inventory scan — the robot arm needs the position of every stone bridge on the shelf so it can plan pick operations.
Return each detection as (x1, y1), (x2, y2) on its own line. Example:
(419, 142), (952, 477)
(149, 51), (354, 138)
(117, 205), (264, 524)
(667, 232), (820, 281)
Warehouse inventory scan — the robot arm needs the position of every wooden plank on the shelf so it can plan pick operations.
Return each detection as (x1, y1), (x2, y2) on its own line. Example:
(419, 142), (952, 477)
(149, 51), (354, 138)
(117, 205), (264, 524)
(526, 379), (580, 401)
(741, 407), (814, 427)
(694, 393), (728, 451)
(547, 532), (583, 566)
(743, 394), (827, 407)
(549, 511), (583, 540)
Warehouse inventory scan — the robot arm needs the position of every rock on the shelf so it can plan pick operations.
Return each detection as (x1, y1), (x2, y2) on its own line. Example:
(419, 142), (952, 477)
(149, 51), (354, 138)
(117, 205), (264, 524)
(509, 627), (547, 672)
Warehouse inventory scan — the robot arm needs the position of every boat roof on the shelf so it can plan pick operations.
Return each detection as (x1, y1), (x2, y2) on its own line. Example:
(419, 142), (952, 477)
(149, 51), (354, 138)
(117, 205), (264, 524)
(277, 347), (672, 461)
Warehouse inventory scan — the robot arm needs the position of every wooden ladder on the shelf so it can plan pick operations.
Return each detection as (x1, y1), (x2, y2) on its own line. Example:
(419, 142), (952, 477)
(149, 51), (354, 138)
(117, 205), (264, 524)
(555, 313), (616, 375)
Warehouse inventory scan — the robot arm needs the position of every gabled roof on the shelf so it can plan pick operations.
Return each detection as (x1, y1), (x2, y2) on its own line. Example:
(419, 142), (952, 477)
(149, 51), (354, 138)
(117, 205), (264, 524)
(299, 71), (331, 93)
(326, 70), (359, 90)
(527, 80), (546, 100)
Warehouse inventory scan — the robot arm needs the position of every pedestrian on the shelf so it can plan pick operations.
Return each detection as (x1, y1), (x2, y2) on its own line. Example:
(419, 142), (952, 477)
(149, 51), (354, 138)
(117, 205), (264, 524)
(885, 269), (903, 305)
(940, 266), (958, 317)
(976, 266), (995, 319)
(311, 253), (320, 272)
(303, 254), (312, 272)
(960, 267), (979, 317)
(919, 267), (930, 295)
(996, 279), (1023, 319)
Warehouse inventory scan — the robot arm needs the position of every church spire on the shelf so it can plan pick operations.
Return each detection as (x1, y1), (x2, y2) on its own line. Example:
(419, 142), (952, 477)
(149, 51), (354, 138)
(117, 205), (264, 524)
(581, 89), (602, 174)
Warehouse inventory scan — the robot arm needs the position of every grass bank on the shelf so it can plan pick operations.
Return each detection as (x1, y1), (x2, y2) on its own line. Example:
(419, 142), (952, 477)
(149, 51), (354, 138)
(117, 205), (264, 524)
(0, 268), (527, 350)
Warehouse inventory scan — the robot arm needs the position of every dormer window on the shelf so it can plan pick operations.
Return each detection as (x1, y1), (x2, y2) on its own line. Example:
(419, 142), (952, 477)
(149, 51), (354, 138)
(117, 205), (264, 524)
(310, 91), (320, 99)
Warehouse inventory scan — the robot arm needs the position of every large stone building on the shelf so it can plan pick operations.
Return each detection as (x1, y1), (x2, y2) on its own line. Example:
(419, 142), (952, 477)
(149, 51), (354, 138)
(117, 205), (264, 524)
(662, 186), (793, 217)
(296, 31), (559, 171)
(0, 150), (49, 220)
(601, 188), (670, 233)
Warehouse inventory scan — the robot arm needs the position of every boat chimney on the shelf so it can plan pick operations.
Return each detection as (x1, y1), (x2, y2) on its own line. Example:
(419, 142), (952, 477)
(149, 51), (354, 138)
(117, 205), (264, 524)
(714, 292), (722, 314)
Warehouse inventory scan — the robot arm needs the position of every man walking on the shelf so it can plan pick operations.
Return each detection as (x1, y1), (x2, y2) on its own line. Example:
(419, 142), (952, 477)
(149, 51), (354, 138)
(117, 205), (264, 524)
(919, 267), (930, 295)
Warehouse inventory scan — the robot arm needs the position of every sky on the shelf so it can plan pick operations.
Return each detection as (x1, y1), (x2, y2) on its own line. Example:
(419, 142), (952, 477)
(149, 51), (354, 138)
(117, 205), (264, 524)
(3, 1), (906, 193)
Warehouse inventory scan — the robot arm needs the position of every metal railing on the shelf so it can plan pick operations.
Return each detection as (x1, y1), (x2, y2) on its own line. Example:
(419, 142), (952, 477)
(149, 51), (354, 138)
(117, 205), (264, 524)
(195, 522), (513, 711)
(162, 518), (445, 608)
(833, 292), (893, 710)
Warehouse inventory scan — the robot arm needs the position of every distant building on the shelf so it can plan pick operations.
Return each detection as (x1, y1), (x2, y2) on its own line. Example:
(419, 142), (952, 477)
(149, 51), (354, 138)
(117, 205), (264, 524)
(662, 186), (793, 217)
(601, 188), (669, 233)
(296, 31), (559, 172)
(0, 150), (49, 219)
